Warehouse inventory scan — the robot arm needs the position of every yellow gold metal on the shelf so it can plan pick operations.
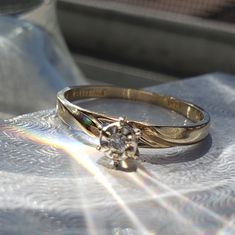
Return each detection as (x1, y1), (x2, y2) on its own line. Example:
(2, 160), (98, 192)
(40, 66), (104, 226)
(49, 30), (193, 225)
(56, 86), (210, 148)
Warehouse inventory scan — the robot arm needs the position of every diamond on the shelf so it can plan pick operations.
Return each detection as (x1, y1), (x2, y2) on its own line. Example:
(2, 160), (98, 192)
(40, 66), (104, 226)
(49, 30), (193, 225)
(109, 133), (126, 153)
(98, 118), (140, 166)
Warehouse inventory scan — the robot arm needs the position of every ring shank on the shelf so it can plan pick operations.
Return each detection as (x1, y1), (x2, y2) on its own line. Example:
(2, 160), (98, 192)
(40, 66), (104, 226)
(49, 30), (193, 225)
(64, 86), (205, 123)
(57, 86), (210, 148)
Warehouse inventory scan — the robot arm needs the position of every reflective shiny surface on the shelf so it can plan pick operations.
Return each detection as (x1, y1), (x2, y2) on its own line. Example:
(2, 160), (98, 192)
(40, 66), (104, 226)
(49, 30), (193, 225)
(0, 73), (235, 234)
(57, 86), (210, 148)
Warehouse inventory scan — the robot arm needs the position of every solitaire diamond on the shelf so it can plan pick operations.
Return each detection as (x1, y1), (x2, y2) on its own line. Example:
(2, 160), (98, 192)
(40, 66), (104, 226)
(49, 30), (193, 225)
(98, 117), (140, 166)
(109, 133), (126, 153)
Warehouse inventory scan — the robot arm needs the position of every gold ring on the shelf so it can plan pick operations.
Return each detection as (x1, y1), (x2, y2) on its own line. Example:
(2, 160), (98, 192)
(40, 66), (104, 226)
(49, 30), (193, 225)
(56, 86), (210, 167)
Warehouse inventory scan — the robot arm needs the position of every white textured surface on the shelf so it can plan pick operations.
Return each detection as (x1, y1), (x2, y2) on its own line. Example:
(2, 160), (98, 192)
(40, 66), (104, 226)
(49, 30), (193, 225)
(0, 73), (235, 235)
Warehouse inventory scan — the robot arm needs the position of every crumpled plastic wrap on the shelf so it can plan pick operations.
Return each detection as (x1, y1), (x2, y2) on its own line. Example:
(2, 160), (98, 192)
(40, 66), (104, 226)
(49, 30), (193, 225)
(0, 16), (86, 118)
(0, 73), (235, 235)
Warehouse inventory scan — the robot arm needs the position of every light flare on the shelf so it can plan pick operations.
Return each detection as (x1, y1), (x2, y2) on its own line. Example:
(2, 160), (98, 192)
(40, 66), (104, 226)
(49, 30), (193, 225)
(4, 125), (152, 235)
(138, 169), (231, 226)
(127, 171), (204, 234)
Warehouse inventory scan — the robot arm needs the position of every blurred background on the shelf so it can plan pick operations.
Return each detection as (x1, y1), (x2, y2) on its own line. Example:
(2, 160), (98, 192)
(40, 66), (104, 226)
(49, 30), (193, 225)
(1, 0), (235, 119)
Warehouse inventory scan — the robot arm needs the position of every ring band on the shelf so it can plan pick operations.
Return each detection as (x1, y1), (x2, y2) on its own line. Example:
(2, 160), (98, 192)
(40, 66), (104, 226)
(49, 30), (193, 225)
(56, 86), (210, 166)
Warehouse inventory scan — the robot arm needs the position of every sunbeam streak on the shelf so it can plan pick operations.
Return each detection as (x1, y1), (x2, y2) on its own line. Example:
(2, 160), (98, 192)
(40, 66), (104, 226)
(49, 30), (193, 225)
(5, 125), (152, 235)
(71, 165), (98, 235)
(127, 172), (205, 234)
(138, 169), (230, 227)
(65, 143), (151, 235)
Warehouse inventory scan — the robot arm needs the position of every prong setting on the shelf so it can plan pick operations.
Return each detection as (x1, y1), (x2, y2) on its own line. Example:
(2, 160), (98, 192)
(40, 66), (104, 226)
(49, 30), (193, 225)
(97, 117), (141, 167)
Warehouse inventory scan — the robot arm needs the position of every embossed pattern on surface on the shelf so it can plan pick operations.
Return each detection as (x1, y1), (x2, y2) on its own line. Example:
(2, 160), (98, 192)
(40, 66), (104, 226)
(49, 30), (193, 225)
(0, 73), (235, 235)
